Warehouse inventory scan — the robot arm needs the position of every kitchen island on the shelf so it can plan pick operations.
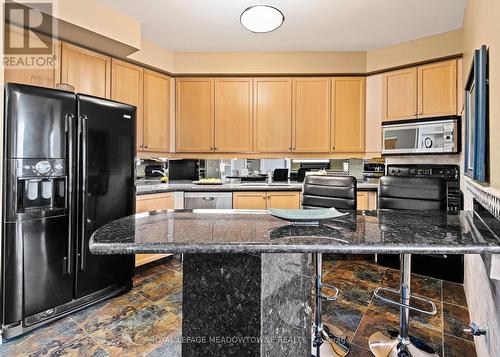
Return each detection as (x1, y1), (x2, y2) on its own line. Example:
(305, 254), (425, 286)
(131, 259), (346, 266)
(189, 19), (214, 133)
(90, 209), (500, 356)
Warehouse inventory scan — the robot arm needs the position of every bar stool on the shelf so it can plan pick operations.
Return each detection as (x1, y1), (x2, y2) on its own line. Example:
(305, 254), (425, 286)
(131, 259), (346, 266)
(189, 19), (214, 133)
(369, 176), (446, 357)
(301, 175), (357, 357)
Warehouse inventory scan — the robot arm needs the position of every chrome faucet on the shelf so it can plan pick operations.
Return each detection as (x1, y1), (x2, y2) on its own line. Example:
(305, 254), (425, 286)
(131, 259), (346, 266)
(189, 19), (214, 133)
(151, 169), (168, 177)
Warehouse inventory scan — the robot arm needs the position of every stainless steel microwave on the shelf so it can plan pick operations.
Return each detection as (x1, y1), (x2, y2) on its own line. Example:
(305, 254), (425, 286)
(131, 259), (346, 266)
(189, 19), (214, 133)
(382, 118), (459, 155)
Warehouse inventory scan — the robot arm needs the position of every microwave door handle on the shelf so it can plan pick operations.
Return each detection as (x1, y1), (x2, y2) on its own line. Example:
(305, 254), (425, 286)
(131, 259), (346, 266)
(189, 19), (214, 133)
(65, 113), (75, 275)
(79, 115), (88, 271)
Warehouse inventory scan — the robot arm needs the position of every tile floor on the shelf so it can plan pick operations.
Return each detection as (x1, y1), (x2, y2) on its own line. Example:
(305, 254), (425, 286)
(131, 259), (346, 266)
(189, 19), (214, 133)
(0, 257), (476, 356)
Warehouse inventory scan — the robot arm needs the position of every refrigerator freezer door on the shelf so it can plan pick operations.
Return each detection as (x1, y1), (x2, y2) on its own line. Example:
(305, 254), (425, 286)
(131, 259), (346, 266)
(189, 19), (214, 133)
(75, 95), (135, 298)
(4, 83), (76, 159)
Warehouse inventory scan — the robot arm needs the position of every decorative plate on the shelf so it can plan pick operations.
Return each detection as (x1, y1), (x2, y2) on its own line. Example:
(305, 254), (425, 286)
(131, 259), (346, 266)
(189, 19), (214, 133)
(268, 208), (348, 223)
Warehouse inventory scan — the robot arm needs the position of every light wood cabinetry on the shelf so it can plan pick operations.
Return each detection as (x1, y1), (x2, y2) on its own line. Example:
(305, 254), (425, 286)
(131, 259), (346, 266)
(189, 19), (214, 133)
(233, 192), (267, 209)
(233, 191), (300, 209)
(176, 78), (215, 152)
(292, 78), (331, 152)
(254, 78), (293, 152)
(365, 74), (383, 154)
(417, 60), (457, 118)
(267, 192), (301, 209)
(214, 78), (253, 152)
(331, 77), (365, 152)
(383, 67), (417, 121)
(4, 25), (61, 88)
(61, 43), (111, 98)
(135, 193), (174, 267)
(143, 70), (170, 153)
(111, 59), (143, 150)
(383, 60), (457, 122)
(357, 191), (377, 210)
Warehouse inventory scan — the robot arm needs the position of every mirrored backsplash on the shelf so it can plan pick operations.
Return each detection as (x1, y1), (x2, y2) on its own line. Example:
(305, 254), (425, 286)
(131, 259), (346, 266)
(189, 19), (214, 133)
(137, 157), (385, 182)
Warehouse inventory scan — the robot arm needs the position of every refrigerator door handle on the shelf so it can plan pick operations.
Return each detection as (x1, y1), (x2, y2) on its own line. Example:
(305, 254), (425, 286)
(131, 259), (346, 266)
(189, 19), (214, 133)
(65, 113), (76, 275)
(78, 115), (88, 271)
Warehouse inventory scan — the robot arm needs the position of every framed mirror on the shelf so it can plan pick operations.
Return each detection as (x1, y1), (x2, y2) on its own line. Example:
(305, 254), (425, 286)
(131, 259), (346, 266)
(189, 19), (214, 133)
(464, 45), (488, 182)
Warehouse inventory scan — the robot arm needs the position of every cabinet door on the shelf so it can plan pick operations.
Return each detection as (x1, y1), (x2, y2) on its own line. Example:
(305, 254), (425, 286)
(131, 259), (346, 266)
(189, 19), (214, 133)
(292, 78), (331, 152)
(233, 192), (267, 209)
(254, 78), (292, 152)
(331, 77), (365, 152)
(61, 43), (111, 98)
(357, 192), (369, 210)
(365, 74), (383, 154)
(383, 67), (417, 121)
(214, 78), (253, 152)
(144, 70), (170, 153)
(176, 78), (214, 152)
(111, 59), (143, 150)
(135, 193), (173, 267)
(4, 25), (61, 88)
(417, 60), (457, 118)
(267, 192), (300, 209)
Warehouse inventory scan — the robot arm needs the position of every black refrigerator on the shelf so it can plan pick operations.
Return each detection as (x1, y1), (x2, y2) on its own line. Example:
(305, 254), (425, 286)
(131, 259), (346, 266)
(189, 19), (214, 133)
(1, 83), (135, 339)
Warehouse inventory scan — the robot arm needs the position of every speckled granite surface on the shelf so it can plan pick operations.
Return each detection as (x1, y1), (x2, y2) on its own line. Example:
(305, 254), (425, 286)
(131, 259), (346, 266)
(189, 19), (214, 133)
(136, 180), (379, 195)
(90, 210), (500, 255)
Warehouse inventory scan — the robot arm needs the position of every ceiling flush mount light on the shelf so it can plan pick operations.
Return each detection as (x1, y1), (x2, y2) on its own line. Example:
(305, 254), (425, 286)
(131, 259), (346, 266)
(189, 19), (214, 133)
(240, 4), (284, 33)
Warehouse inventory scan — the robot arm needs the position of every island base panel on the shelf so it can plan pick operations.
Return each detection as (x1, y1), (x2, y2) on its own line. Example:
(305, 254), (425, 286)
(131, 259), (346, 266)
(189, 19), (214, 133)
(182, 253), (312, 357)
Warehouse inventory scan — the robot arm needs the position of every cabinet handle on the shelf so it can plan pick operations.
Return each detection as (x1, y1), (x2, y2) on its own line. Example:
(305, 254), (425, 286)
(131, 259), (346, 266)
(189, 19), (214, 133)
(144, 144), (148, 149)
(214, 147), (218, 150)
(412, 112), (417, 116)
(418, 112), (423, 115)
(332, 145), (335, 150)
(288, 146), (292, 150)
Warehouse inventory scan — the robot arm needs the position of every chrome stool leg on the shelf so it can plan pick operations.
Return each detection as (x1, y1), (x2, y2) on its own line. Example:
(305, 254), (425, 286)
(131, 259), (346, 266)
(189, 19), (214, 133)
(369, 254), (439, 357)
(311, 253), (350, 357)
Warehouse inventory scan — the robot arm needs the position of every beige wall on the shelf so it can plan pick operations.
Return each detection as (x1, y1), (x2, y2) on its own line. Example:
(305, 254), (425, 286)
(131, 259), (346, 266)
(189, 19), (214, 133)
(463, 0), (500, 189)
(173, 51), (366, 74)
(127, 39), (174, 73)
(366, 30), (463, 72)
(51, 0), (141, 50)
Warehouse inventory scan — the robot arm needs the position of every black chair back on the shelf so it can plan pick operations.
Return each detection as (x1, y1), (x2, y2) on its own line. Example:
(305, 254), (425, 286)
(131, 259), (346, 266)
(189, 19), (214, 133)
(378, 176), (446, 211)
(302, 175), (357, 210)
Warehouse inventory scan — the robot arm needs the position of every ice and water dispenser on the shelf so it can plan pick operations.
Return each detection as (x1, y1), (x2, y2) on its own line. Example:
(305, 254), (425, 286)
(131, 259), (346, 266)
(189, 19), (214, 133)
(15, 159), (67, 214)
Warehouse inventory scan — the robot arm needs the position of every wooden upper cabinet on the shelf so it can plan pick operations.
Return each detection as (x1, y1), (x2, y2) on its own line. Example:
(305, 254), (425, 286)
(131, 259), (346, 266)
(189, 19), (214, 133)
(143, 70), (170, 153)
(4, 25), (61, 88)
(383, 60), (458, 122)
(61, 43), (111, 98)
(176, 78), (214, 152)
(292, 78), (331, 152)
(111, 59), (143, 150)
(331, 77), (365, 152)
(214, 78), (253, 152)
(383, 67), (417, 121)
(417, 60), (457, 118)
(254, 78), (292, 152)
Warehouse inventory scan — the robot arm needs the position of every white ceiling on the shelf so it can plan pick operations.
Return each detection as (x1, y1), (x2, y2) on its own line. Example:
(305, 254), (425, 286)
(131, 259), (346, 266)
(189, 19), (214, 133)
(99, 0), (466, 52)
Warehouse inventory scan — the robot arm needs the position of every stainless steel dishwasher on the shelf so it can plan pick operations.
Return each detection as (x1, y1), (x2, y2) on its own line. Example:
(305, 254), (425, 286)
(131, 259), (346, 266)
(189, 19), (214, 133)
(184, 192), (233, 209)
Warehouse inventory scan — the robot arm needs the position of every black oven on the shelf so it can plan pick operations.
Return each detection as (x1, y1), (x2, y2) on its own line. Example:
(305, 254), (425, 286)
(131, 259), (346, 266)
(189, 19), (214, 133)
(379, 164), (464, 283)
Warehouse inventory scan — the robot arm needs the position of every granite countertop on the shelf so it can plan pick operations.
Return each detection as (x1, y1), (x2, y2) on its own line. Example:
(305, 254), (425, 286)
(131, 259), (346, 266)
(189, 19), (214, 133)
(90, 209), (500, 255)
(136, 180), (379, 195)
